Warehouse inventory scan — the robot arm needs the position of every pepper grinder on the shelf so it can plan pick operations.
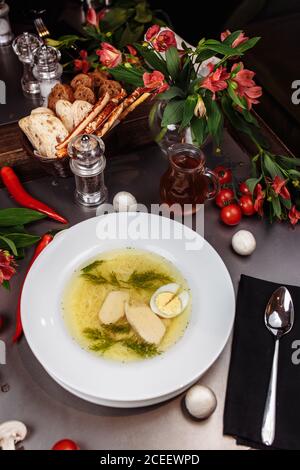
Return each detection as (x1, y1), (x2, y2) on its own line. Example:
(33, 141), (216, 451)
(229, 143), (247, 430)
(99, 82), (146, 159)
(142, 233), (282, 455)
(33, 45), (63, 106)
(0, 0), (13, 46)
(68, 134), (108, 207)
(12, 33), (41, 95)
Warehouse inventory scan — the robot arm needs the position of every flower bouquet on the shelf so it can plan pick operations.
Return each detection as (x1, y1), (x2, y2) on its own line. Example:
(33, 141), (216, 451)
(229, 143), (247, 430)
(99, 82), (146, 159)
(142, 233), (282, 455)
(105, 26), (300, 225)
(47, 0), (168, 73)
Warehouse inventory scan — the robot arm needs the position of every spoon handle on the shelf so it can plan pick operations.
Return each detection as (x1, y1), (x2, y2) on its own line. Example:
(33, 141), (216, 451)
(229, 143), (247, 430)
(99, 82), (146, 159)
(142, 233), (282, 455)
(261, 339), (279, 446)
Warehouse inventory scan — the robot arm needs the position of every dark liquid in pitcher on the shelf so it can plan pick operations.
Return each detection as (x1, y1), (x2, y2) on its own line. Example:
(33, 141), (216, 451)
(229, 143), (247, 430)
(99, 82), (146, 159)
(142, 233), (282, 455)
(160, 154), (209, 211)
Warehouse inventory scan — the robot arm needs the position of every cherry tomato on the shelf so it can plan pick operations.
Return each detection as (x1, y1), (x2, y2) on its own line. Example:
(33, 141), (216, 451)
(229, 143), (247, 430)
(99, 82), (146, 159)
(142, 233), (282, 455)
(220, 204), (242, 226)
(213, 166), (232, 185)
(239, 181), (251, 196)
(52, 439), (79, 450)
(215, 188), (235, 208)
(239, 195), (255, 216)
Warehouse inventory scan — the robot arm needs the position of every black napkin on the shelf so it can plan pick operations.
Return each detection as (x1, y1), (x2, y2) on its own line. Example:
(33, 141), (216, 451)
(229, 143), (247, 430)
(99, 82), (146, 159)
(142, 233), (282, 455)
(224, 275), (300, 450)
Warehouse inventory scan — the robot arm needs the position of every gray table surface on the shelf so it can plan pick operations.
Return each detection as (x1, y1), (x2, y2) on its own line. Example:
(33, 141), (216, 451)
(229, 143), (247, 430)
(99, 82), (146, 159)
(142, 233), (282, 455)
(0, 136), (299, 451)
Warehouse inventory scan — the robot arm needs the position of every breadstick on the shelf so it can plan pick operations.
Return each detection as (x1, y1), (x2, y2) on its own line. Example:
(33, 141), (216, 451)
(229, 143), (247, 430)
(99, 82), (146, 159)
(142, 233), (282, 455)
(96, 102), (125, 138)
(85, 89), (126, 134)
(119, 92), (151, 121)
(55, 92), (110, 155)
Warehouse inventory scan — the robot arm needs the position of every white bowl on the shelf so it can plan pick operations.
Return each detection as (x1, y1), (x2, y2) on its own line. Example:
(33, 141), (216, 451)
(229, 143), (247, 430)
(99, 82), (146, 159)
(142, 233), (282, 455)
(22, 213), (235, 405)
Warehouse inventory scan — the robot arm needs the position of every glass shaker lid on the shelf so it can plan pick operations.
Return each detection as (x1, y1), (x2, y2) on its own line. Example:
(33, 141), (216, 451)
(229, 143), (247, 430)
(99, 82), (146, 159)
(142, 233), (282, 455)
(12, 33), (41, 63)
(68, 134), (106, 174)
(34, 44), (61, 76)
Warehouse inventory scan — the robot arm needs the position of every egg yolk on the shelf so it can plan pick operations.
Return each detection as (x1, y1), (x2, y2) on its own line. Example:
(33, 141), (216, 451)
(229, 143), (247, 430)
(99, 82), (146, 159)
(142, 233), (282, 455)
(155, 292), (182, 316)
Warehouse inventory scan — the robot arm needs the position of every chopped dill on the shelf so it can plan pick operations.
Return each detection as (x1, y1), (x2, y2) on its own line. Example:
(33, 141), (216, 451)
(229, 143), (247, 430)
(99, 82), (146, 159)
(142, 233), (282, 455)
(82, 327), (159, 358)
(81, 260), (104, 273)
(103, 322), (131, 335)
(122, 338), (159, 358)
(81, 273), (108, 284)
(125, 271), (172, 290)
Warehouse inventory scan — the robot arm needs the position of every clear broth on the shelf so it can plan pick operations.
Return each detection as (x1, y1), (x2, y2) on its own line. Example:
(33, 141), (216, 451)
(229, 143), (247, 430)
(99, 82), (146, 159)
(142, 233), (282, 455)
(62, 248), (191, 363)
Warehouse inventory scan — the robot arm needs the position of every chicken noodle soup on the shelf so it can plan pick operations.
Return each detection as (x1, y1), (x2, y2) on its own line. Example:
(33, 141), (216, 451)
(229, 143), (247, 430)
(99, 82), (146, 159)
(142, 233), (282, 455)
(62, 248), (191, 362)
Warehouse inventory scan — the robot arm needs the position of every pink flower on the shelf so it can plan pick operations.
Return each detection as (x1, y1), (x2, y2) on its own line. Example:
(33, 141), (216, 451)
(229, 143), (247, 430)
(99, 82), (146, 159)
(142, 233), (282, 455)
(86, 7), (106, 27)
(289, 205), (300, 226)
(200, 63), (230, 99)
(145, 24), (160, 42)
(96, 42), (122, 68)
(271, 176), (291, 200)
(254, 184), (265, 216)
(231, 62), (262, 109)
(221, 29), (249, 48)
(74, 49), (90, 73)
(0, 250), (16, 285)
(153, 30), (177, 52)
(221, 30), (231, 42)
(143, 71), (169, 95)
(126, 45), (137, 56)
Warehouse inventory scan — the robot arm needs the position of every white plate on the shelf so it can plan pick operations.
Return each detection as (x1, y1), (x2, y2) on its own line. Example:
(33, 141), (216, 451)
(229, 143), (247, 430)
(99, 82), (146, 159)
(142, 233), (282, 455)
(22, 212), (235, 405)
(46, 366), (198, 408)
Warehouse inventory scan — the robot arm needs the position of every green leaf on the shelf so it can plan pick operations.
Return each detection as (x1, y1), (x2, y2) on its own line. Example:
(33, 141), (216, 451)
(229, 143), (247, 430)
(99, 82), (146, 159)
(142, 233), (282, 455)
(195, 49), (216, 64)
(190, 117), (208, 147)
(264, 154), (285, 179)
(109, 65), (144, 87)
(278, 155), (300, 167)
(0, 235), (18, 256)
(180, 95), (198, 131)
(246, 177), (262, 195)
(205, 97), (223, 146)
(166, 46), (180, 81)
(271, 196), (282, 219)
(119, 24), (144, 49)
(161, 100), (185, 127)
(134, 44), (168, 76)
(236, 37), (261, 54)
(222, 30), (243, 46)
(0, 225), (26, 234)
(134, 2), (153, 23)
(288, 169), (300, 178)
(159, 86), (185, 100)
(102, 7), (131, 31)
(280, 197), (292, 210)
(0, 233), (40, 249)
(228, 82), (247, 110)
(0, 209), (46, 227)
(203, 39), (241, 56)
(2, 280), (10, 290)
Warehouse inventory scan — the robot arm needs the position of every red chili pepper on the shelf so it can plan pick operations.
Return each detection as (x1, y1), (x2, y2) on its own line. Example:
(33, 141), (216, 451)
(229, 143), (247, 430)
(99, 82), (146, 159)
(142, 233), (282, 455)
(0, 167), (68, 225)
(13, 233), (54, 343)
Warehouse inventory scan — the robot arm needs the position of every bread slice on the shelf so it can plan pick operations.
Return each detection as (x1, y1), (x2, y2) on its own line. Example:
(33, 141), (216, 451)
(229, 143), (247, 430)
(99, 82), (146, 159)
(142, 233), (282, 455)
(72, 100), (93, 128)
(55, 93), (110, 156)
(55, 100), (74, 133)
(20, 114), (68, 158)
(125, 303), (166, 345)
(99, 291), (130, 325)
(19, 116), (43, 152)
(31, 107), (55, 116)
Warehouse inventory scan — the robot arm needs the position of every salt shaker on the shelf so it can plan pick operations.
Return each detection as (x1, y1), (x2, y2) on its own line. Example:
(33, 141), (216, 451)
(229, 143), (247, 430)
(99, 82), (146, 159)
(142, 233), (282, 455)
(12, 33), (41, 95)
(68, 134), (108, 207)
(0, 1), (13, 46)
(33, 45), (63, 105)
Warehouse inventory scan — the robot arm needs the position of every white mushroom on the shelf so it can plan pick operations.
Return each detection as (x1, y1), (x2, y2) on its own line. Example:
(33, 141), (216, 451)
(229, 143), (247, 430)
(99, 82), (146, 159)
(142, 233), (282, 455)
(0, 421), (27, 450)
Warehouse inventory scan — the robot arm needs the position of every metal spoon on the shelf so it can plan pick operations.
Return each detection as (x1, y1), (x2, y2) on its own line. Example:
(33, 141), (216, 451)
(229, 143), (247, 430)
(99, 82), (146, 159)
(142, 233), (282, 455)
(261, 286), (294, 446)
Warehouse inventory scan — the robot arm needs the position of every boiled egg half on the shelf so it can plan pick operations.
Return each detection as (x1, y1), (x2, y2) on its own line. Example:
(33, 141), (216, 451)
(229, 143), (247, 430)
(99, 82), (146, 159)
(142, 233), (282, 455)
(150, 283), (190, 319)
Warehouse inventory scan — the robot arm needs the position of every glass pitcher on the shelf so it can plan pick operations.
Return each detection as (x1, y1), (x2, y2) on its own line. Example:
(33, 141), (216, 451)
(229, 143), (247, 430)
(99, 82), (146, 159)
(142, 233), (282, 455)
(160, 143), (219, 214)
